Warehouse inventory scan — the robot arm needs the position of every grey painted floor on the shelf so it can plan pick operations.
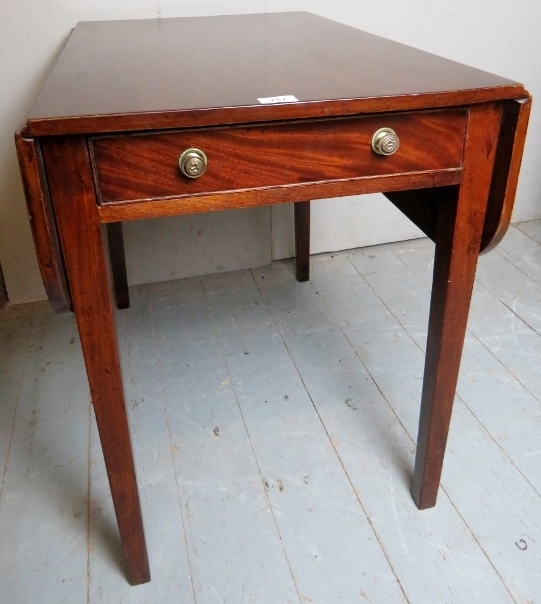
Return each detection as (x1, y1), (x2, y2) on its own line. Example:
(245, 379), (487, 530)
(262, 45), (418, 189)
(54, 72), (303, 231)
(1, 221), (541, 603)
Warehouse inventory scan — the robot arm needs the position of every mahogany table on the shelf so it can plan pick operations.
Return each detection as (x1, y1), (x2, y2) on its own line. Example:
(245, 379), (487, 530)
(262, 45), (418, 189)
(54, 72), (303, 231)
(15, 12), (530, 585)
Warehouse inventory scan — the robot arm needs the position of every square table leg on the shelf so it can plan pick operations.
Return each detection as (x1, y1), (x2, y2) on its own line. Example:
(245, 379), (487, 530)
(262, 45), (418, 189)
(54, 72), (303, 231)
(412, 103), (503, 509)
(41, 136), (150, 585)
(294, 200), (311, 282)
(106, 198), (314, 305)
(106, 222), (130, 310)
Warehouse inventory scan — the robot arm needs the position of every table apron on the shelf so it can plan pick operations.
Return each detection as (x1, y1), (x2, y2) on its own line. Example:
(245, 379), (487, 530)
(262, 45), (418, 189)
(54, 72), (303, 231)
(97, 168), (462, 223)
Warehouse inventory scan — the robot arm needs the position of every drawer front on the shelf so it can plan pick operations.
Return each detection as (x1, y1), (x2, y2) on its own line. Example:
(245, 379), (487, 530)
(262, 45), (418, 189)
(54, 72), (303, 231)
(91, 110), (466, 205)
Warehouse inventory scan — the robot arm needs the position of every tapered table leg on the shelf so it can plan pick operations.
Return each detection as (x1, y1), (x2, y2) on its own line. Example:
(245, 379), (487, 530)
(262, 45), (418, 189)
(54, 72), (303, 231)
(412, 103), (503, 510)
(106, 222), (130, 309)
(294, 201), (310, 282)
(41, 136), (150, 585)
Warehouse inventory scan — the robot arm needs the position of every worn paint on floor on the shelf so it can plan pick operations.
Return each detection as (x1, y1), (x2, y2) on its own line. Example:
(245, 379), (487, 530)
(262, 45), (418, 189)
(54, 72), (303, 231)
(1, 222), (541, 603)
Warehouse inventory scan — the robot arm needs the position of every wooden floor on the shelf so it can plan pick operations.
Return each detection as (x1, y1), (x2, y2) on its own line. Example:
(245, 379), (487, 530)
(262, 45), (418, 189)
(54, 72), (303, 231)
(1, 220), (541, 603)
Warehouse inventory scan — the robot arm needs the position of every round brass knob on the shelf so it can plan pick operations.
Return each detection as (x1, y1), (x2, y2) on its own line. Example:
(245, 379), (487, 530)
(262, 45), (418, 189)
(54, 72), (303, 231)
(371, 128), (399, 156)
(179, 148), (208, 178)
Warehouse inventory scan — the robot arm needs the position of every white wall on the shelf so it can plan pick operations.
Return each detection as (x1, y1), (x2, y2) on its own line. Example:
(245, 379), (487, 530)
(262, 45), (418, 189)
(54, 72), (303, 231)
(1, 1), (539, 304)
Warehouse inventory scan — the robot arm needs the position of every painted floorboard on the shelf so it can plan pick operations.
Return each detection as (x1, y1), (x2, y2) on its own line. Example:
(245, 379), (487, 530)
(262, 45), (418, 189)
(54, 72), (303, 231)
(151, 277), (302, 604)
(344, 240), (541, 602)
(0, 311), (89, 603)
(201, 270), (408, 603)
(253, 259), (515, 604)
(1, 222), (541, 602)
(495, 225), (541, 288)
(0, 317), (30, 490)
(390, 233), (541, 401)
(516, 218), (541, 245)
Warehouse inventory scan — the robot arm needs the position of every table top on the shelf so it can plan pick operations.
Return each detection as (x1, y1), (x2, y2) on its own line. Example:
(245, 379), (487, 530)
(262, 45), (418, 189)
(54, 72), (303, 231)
(25, 12), (525, 137)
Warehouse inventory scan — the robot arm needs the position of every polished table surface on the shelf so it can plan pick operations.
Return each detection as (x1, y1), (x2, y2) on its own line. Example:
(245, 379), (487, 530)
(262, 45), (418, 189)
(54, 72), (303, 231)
(16, 12), (530, 585)
(26, 12), (522, 134)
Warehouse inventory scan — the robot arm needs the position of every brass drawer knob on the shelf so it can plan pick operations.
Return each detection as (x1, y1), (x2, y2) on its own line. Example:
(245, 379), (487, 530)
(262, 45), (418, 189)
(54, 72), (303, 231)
(179, 148), (208, 178)
(371, 128), (399, 156)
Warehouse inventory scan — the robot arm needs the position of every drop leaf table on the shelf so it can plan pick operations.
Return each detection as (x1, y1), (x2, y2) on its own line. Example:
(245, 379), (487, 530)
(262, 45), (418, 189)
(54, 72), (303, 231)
(15, 12), (530, 585)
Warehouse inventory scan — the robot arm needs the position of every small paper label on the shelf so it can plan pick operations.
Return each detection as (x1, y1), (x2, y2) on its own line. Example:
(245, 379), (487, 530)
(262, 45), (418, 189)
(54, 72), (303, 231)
(257, 95), (299, 104)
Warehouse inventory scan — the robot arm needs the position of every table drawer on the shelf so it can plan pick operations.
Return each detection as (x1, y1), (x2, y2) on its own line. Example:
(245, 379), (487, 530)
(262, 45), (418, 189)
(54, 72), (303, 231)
(90, 110), (466, 205)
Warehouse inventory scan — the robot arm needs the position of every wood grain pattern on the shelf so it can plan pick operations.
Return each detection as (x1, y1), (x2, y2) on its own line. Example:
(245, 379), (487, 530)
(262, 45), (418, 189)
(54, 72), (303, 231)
(40, 136), (150, 585)
(91, 111), (466, 205)
(412, 103), (503, 509)
(339, 96), (532, 256)
(24, 13), (524, 137)
(97, 169), (463, 224)
(480, 96), (532, 253)
(14, 131), (71, 313)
